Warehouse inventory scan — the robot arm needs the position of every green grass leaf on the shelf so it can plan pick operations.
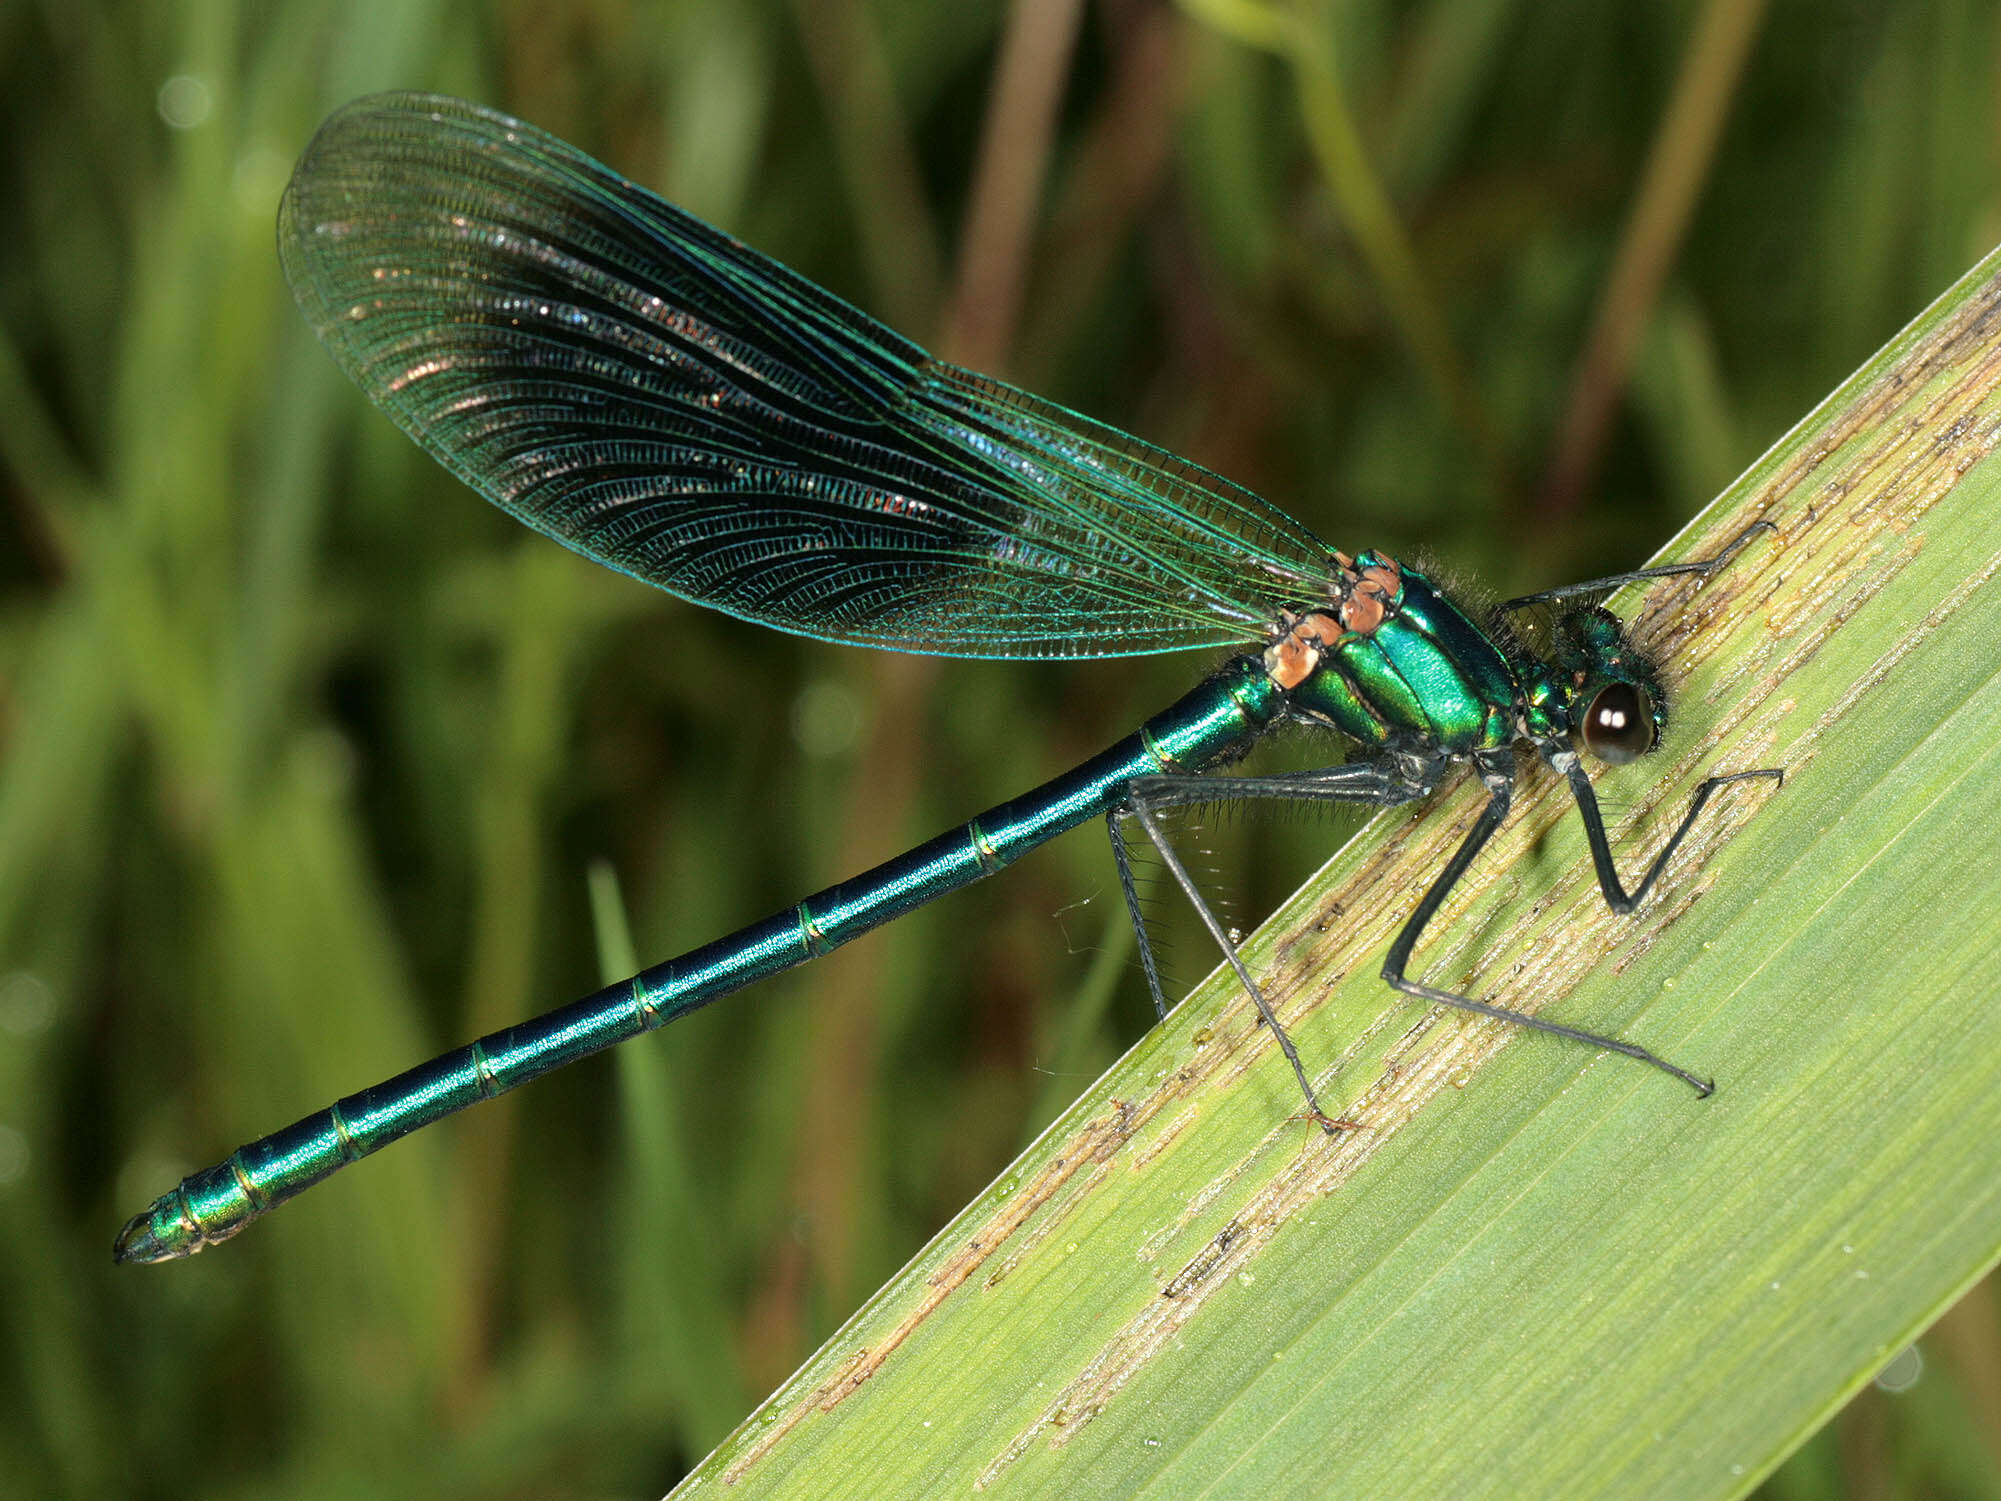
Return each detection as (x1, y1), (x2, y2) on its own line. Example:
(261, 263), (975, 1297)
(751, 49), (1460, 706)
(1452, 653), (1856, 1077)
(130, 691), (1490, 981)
(677, 246), (2001, 1498)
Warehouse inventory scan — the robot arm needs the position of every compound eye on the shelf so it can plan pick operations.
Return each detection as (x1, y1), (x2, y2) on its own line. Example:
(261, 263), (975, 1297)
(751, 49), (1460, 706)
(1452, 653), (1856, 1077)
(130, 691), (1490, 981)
(1580, 682), (1655, 764)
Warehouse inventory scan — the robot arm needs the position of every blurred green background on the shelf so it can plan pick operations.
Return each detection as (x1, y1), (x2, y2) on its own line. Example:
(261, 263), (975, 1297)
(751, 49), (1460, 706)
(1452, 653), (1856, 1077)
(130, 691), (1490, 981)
(3, 0), (1998, 1495)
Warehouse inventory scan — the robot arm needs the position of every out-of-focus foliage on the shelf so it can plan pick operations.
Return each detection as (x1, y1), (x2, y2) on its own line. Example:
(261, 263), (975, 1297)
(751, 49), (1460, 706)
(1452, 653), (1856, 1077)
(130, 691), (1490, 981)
(0, 1), (1994, 1495)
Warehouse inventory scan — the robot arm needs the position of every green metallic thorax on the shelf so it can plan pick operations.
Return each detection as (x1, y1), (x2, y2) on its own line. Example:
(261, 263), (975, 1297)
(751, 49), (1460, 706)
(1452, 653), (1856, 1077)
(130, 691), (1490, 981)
(1285, 552), (1519, 753)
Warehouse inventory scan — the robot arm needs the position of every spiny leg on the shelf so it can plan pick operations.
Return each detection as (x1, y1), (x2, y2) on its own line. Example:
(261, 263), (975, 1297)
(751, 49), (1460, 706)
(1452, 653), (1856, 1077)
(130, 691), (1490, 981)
(1126, 758), (1437, 814)
(1547, 750), (1785, 916)
(1494, 518), (1776, 615)
(1109, 760), (1436, 1019)
(1106, 807), (1171, 1021)
(1125, 797), (1334, 1126)
(1380, 752), (1718, 1095)
(1112, 760), (1435, 1126)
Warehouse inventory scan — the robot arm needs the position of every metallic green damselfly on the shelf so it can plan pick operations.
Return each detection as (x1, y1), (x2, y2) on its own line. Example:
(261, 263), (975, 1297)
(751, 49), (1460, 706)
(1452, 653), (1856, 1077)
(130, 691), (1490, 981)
(115, 94), (1777, 1264)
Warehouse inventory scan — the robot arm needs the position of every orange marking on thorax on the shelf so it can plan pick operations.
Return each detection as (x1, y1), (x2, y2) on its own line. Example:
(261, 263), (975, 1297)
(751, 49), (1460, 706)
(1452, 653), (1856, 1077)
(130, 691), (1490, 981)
(1340, 558), (1402, 635)
(1263, 553), (1402, 690)
(1265, 611), (1341, 689)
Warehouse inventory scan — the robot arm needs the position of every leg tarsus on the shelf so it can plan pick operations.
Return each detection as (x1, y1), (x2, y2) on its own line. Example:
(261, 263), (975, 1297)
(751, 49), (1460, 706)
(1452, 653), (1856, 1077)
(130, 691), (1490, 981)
(1495, 517), (1776, 615)
(1695, 517), (1778, 576)
(1293, 1107), (1363, 1134)
(1382, 965), (1717, 1096)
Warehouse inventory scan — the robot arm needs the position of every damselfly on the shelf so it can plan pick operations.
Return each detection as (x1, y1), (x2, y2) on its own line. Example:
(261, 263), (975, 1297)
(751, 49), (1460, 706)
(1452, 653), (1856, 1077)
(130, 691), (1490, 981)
(115, 94), (1777, 1263)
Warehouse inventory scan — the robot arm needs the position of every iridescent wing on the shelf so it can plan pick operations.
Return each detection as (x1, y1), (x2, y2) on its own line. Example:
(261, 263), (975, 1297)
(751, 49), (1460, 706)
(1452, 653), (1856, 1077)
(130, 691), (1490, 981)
(279, 93), (1334, 658)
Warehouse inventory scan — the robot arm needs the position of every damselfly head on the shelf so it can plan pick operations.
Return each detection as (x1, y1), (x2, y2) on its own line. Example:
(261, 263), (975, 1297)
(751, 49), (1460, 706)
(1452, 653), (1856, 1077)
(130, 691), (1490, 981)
(1551, 606), (1668, 765)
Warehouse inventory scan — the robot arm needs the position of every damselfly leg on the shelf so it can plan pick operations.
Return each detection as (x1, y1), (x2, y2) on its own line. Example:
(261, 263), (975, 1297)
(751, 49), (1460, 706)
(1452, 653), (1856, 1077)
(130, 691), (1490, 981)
(1116, 752), (1779, 1111)
(1111, 759), (1442, 1126)
(1493, 520), (1777, 616)
(1380, 752), (1780, 1097)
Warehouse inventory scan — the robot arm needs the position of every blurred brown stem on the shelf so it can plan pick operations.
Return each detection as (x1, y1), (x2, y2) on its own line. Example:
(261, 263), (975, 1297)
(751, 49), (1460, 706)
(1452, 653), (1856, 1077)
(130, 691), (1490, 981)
(1538, 0), (1770, 526)
(939, 0), (1088, 373)
(1180, 0), (1505, 493)
(1017, 6), (1184, 388)
(787, 0), (945, 331)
